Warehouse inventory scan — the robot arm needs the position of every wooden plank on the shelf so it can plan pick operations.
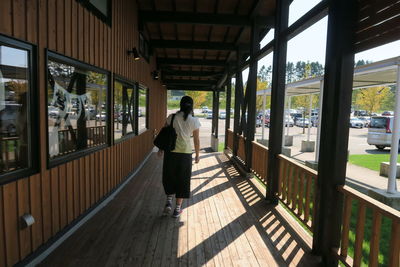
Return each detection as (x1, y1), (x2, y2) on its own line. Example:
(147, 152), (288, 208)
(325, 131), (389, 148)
(90, 153), (95, 205)
(90, 13), (95, 65)
(17, 179), (32, 259)
(50, 167), (60, 235)
(26, 0), (38, 43)
(340, 195), (352, 258)
(47, 0), (57, 50)
(84, 7), (89, 63)
(0, 186), (6, 267)
(78, 4), (85, 61)
(353, 203), (366, 266)
(66, 162), (74, 224)
(79, 158), (85, 214)
(73, 160), (80, 219)
(56, 0), (65, 53)
(29, 174), (43, 251)
(0, 0), (12, 35)
(71, 0), (78, 59)
(3, 182), (20, 266)
(64, 0), (72, 57)
(85, 156), (90, 210)
(59, 164), (67, 229)
(368, 210), (382, 267)
(13, 0), (26, 40)
(388, 221), (400, 267)
(41, 171), (52, 242)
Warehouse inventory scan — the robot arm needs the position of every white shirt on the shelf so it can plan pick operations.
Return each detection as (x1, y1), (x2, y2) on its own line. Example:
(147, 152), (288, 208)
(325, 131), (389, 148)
(166, 112), (201, 154)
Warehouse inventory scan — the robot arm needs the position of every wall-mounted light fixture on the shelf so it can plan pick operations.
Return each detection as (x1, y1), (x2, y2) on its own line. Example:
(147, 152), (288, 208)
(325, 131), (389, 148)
(151, 70), (159, 80)
(127, 47), (140, 60)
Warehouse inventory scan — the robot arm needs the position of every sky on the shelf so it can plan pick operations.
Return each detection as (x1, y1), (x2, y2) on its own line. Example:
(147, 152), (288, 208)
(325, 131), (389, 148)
(240, 0), (400, 82)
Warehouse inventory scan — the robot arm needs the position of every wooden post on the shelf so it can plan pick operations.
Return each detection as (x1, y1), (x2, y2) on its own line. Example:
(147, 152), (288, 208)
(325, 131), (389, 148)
(266, 0), (289, 204)
(245, 21), (260, 169)
(215, 90), (220, 137)
(233, 54), (244, 157)
(312, 0), (357, 265)
(225, 78), (232, 149)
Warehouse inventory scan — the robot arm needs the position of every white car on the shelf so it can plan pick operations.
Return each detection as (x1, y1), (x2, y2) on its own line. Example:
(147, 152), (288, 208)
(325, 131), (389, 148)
(219, 111), (226, 119)
(202, 106), (209, 113)
(367, 116), (396, 150)
(295, 118), (310, 127)
(349, 118), (364, 128)
(206, 111), (213, 119)
(284, 117), (294, 127)
(95, 112), (107, 121)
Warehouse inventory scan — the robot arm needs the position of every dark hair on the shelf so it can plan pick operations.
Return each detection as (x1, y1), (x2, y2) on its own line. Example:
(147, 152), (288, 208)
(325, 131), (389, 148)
(179, 96), (194, 121)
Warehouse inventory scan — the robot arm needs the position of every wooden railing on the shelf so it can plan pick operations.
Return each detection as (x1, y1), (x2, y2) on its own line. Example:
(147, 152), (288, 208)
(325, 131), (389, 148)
(277, 154), (318, 231)
(0, 136), (20, 172)
(58, 126), (107, 155)
(227, 129), (234, 151)
(251, 141), (268, 185)
(237, 134), (246, 163)
(336, 185), (400, 267)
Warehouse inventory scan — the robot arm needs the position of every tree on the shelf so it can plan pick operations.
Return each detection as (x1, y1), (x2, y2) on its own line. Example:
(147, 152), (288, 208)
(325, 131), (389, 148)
(184, 91), (207, 108)
(255, 79), (270, 112)
(355, 86), (390, 114)
(381, 86), (395, 111)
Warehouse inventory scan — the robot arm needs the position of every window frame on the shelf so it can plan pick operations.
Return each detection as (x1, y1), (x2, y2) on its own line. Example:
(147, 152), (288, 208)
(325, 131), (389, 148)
(137, 84), (149, 134)
(0, 34), (40, 185)
(113, 75), (137, 144)
(77, 0), (112, 26)
(45, 50), (111, 169)
(138, 33), (150, 62)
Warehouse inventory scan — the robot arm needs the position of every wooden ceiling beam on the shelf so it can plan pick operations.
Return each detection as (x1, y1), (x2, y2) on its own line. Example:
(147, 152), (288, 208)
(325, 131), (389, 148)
(163, 70), (224, 77)
(157, 58), (226, 66)
(140, 11), (274, 27)
(151, 40), (241, 51)
(163, 79), (217, 86)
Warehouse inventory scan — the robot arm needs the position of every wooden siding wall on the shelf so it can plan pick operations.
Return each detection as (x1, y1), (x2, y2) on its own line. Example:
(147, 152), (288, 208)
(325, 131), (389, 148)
(0, 0), (166, 266)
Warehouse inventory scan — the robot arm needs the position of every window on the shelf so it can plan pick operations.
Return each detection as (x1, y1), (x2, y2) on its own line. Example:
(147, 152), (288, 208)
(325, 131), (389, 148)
(114, 79), (136, 140)
(47, 52), (108, 163)
(77, 0), (111, 24)
(138, 85), (148, 133)
(139, 33), (150, 62)
(0, 35), (38, 179)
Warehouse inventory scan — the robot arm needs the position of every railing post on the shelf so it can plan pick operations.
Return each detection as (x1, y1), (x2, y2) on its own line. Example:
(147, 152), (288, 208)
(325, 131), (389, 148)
(211, 89), (220, 152)
(312, 0), (357, 265)
(266, 0), (289, 204)
(245, 20), (260, 170)
(225, 78), (232, 149)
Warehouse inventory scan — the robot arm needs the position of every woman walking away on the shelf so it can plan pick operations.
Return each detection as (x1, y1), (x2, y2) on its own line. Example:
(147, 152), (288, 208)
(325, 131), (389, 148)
(158, 96), (201, 218)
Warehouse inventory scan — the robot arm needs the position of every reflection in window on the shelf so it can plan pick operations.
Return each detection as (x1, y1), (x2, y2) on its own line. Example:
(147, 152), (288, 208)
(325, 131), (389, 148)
(0, 44), (30, 174)
(138, 86), (148, 133)
(114, 80), (136, 140)
(47, 57), (108, 159)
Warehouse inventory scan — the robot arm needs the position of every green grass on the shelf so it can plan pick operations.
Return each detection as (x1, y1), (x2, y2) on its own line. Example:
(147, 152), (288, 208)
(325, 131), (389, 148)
(218, 142), (224, 152)
(349, 154), (400, 171)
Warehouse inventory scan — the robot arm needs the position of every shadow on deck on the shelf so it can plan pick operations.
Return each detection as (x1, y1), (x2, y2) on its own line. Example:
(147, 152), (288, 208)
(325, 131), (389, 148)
(41, 152), (320, 266)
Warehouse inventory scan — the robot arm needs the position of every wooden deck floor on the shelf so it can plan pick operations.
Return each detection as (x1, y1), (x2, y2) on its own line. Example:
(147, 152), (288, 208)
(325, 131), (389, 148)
(41, 152), (320, 267)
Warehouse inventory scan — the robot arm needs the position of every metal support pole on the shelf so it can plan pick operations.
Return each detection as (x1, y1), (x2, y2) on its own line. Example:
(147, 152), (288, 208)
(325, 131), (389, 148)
(307, 94), (312, 141)
(262, 91), (266, 140)
(266, 0), (289, 203)
(315, 80), (324, 162)
(387, 65), (400, 193)
(287, 96), (291, 136)
(312, 0), (357, 265)
(225, 79), (232, 149)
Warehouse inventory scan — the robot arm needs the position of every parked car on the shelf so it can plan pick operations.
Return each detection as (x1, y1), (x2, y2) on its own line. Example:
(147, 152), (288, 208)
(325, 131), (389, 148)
(284, 117), (294, 127)
(0, 103), (19, 136)
(219, 111), (226, 119)
(349, 118), (364, 128)
(382, 111), (394, 116)
(291, 113), (303, 122)
(296, 118), (310, 127)
(206, 110), (213, 119)
(367, 116), (398, 150)
(48, 106), (59, 118)
(357, 116), (370, 127)
(295, 118), (310, 127)
(256, 117), (262, 127)
(95, 112), (107, 121)
(264, 115), (271, 127)
(138, 109), (143, 117)
(310, 116), (319, 127)
(202, 106), (209, 113)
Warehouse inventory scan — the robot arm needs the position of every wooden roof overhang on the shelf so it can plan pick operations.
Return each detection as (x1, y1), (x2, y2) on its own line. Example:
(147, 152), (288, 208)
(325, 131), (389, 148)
(137, 0), (276, 91)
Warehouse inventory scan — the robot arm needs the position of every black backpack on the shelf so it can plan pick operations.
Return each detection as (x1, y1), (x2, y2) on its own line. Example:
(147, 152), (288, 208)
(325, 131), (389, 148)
(154, 114), (177, 152)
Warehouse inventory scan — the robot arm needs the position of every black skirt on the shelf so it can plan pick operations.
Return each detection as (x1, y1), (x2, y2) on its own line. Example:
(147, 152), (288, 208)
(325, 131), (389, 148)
(162, 152), (193, 198)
